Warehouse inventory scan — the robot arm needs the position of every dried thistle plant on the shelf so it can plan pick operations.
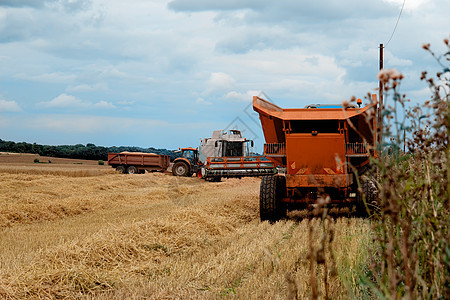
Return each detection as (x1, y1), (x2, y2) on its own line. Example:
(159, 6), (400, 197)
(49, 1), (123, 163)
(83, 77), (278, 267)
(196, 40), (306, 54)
(360, 37), (449, 299)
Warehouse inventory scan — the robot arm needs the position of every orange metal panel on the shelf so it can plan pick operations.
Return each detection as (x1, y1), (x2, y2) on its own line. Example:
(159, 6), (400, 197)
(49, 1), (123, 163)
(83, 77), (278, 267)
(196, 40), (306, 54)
(286, 174), (353, 188)
(174, 157), (191, 166)
(285, 133), (345, 175)
(206, 156), (275, 169)
(253, 96), (373, 121)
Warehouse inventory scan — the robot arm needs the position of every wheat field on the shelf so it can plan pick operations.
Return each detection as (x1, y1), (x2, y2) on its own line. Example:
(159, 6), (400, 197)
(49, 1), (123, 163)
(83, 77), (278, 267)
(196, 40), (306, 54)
(0, 154), (372, 299)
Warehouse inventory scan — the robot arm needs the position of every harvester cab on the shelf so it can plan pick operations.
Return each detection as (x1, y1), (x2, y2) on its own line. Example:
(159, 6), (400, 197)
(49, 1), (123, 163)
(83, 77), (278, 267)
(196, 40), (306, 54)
(198, 129), (253, 162)
(253, 95), (379, 222)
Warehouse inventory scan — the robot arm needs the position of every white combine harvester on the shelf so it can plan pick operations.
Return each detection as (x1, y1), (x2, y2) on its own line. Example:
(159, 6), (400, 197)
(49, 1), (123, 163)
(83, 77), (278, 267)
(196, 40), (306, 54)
(172, 129), (277, 182)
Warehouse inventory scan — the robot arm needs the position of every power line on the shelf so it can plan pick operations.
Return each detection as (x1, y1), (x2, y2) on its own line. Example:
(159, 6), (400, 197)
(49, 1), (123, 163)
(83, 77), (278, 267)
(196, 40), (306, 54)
(385, 0), (406, 47)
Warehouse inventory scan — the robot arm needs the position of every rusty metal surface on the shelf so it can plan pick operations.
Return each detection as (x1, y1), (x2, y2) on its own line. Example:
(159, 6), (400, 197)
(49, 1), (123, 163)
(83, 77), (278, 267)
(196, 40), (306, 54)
(107, 153), (170, 170)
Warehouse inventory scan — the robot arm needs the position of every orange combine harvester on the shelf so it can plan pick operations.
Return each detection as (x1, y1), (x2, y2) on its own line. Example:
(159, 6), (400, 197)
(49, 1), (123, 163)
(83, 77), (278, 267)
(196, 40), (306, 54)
(253, 95), (379, 221)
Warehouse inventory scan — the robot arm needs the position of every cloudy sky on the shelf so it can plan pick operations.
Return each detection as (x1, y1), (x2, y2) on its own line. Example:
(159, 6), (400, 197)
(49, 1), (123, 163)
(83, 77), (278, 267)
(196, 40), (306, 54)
(0, 0), (448, 151)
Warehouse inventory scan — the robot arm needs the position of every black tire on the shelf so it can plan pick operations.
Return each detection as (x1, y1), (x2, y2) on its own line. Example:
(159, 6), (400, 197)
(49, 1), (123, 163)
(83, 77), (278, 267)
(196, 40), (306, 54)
(260, 175), (285, 222)
(276, 175), (287, 219)
(356, 178), (379, 217)
(127, 166), (138, 174)
(172, 161), (189, 177)
(116, 166), (126, 174)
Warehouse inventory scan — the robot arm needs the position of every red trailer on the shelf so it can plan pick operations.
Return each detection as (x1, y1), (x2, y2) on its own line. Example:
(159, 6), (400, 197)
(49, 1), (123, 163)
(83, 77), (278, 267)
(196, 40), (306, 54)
(107, 152), (170, 174)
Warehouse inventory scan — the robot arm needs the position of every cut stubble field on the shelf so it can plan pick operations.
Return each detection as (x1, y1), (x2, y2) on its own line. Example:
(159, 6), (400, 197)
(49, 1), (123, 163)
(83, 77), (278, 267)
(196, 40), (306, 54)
(0, 154), (372, 299)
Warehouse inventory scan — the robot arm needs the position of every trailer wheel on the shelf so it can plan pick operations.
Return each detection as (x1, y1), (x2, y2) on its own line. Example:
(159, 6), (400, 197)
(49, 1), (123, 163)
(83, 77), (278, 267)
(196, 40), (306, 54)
(172, 161), (189, 177)
(127, 166), (138, 174)
(260, 175), (285, 222)
(116, 166), (126, 174)
(276, 175), (287, 219)
(356, 178), (379, 217)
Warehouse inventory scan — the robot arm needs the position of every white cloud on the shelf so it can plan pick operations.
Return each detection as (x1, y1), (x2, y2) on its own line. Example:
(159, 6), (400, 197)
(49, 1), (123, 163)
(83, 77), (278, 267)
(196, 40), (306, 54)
(211, 72), (235, 88)
(16, 72), (77, 84)
(37, 93), (115, 110)
(0, 98), (22, 112)
(66, 83), (107, 92)
(38, 93), (89, 108)
(94, 100), (116, 109)
(383, 0), (430, 10)
(223, 90), (260, 102)
(195, 97), (212, 105)
(201, 72), (236, 96)
(117, 100), (136, 105)
(26, 115), (169, 134)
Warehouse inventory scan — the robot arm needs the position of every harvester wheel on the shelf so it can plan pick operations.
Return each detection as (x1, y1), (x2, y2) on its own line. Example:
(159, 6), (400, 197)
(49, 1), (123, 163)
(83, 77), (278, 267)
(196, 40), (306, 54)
(356, 178), (379, 217)
(127, 166), (138, 174)
(276, 175), (287, 219)
(172, 161), (189, 177)
(260, 175), (285, 222)
(116, 166), (126, 174)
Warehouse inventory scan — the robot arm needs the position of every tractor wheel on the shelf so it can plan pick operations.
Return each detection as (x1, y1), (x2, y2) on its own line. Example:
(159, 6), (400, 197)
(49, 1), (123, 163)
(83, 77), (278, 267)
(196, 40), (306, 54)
(260, 175), (285, 222)
(356, 178), (379, 217)
(127, 166), (138, 174)
(116, 166), (126, 173)
(172, 161), (189, 177)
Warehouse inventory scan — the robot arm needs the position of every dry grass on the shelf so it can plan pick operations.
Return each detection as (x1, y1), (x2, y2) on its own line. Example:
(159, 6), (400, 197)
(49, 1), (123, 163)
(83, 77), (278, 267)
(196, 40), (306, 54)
(0, 152), (100, 165)
(0, 160), (372, 299)
(0, 152), (110, 177)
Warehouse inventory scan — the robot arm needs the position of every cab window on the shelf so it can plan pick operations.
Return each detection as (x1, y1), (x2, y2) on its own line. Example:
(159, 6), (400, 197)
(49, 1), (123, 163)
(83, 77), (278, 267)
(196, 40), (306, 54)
(183, 150), (193, 159)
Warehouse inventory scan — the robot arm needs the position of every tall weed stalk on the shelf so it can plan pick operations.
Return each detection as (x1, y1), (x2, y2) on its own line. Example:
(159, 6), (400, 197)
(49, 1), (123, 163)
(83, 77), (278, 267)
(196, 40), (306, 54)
(362, 38), (449, 299)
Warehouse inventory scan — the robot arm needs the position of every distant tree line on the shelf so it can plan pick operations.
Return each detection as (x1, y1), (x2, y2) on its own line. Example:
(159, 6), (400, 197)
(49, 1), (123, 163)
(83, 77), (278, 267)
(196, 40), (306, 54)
(0, 139), (179, 161)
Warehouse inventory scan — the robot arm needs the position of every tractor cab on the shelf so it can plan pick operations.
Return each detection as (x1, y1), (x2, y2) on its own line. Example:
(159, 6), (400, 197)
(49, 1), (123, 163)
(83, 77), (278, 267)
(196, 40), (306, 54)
(180, 147), (199, 165)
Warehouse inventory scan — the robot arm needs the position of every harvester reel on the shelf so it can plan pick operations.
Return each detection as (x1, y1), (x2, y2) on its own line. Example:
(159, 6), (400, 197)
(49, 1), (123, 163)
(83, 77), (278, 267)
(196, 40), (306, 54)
(260, 175), (286, 222)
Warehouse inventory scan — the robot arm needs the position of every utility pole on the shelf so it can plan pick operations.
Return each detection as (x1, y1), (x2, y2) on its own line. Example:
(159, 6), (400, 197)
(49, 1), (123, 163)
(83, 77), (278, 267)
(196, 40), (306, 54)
(378, 43), (384, 145)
